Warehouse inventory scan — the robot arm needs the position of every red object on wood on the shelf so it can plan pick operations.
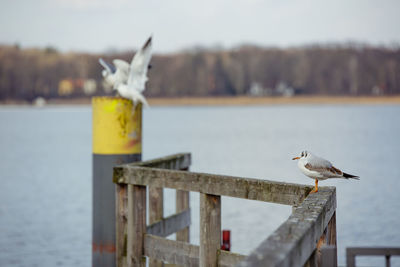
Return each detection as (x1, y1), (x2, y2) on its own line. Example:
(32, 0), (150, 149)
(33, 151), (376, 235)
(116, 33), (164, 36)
(221, 230), (231, 251)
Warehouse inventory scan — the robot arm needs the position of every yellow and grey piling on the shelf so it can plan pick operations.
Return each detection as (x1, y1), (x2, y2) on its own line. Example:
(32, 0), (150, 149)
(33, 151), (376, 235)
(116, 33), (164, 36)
(92, 97), (142, 267)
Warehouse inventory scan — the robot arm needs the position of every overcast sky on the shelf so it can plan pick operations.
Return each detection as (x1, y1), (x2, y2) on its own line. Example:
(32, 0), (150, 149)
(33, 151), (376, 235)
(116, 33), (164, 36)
(1, 0), (399, 54)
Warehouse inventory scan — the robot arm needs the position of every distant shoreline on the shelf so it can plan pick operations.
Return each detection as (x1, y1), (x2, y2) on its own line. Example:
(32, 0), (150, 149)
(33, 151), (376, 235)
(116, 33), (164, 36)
(1, 96), (400, 106)
(147, 96), (400, 106)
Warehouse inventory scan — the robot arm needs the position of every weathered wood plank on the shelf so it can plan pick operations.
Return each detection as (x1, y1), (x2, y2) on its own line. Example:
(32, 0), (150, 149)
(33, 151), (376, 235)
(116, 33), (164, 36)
(347, 247), (400, 267)
(116, 184), (128, 267)
(200, 193), (221, 267)
(327, 212), (337, 247)
(144, 235), (246, 267)
(320, 245), (337, 267)
(146, 209), (191, 237)
(325, 212), (337, 267)
(127, 185), (146, 267)
(218, 250), (246, 267)
(237, 187), (336, 267)
(131, 153), (191, 170)
(144, 234), (199, 266)
(149, 186), (164, 267)
(176, 164), (190, 243)
(347, 247), (400, 256)
(305, 211), (337, 267)
(114, 166), (312, 206)
(149, 187), (163, 224)
(176, 190), (190, 242)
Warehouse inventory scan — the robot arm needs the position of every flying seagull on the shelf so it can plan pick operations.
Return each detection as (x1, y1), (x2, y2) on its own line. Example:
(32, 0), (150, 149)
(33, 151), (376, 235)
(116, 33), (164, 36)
(114, 36), (153, 107)
(292, 151), (359, 193)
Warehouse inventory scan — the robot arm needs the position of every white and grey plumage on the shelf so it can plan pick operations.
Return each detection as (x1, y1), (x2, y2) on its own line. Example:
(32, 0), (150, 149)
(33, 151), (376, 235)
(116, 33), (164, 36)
(115, 36), (153, 106)
(98, 58), (130, 88)
(292, 151), (359, 193)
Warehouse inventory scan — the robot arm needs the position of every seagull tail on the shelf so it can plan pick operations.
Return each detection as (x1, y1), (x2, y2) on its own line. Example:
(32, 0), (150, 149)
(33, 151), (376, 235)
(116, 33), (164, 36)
(135, 92), (149, 108)
(343, 172), (360, 180)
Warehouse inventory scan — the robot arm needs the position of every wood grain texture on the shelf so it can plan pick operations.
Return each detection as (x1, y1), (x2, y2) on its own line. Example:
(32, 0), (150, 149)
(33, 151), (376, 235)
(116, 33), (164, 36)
(200, 193), (221, 267)
(146, 209), (191, 238)
(114, 166), (312, 206)
(127, 185), (146, 267)
(116, 184), (128, 267)
(129, 153), (191, 170)
(238, 187), (336, 267)
(148, 186), (163, 267)
(144, 234), (199, 267)
(218, 250), (246, 267)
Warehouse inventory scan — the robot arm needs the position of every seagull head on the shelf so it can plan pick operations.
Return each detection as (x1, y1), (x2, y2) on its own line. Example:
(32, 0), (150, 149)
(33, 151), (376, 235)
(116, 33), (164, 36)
(292, 151), (310, 160)
(101, 70), (109, 78)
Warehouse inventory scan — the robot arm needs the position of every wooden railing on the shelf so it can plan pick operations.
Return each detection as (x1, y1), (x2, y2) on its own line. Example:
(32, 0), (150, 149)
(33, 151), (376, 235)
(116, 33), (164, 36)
(346, 247), (400, 267)
(113, 153), (337, 267)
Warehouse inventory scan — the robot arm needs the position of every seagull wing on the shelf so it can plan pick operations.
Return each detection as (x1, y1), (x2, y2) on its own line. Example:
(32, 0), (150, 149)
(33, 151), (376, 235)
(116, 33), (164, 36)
(305, 157), (344, 177)
(127, 36), (153, 92)
(113, 59), (130, 73)
(99, 58), (116, 73)
(112, 59), (130, 85)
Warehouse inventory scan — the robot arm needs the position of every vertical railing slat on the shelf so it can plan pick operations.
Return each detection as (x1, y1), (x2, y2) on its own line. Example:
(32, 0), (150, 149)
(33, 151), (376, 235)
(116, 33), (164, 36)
(116, 184), (128, 267)
(127, 185), (147, 267)
(200, 193), (221, 267)
(177, 167), (190, 243)
(149, 186), (164, 267)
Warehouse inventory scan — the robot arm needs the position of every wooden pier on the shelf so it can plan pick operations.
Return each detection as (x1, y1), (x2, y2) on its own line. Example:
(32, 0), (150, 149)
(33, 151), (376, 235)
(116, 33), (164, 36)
(113, 153), (337, 267)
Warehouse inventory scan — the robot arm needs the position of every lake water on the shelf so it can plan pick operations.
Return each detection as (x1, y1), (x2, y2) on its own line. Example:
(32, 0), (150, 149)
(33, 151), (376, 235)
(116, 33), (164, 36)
(0, 105), (399, 267)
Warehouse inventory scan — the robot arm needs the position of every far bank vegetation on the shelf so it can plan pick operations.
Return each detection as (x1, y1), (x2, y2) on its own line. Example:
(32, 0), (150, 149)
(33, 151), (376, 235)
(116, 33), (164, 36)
(0, 43), (399, 101)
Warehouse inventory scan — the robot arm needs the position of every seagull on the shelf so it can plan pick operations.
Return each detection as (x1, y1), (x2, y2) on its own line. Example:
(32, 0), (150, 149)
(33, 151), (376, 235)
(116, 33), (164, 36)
(98, 58), (130, 88)
(114, 36), (153, 107)
(292, 151), (359, 193)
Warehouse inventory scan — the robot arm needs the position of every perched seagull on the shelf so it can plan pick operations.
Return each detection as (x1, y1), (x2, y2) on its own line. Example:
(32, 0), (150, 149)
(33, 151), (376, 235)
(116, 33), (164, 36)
(292, 151), (359, 193)
(115, 36), (153, 107)
(98, 58), (130, 88)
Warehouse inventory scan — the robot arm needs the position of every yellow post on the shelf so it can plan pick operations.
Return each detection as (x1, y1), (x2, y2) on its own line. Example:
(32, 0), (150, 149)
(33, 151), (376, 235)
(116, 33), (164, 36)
(93, 97), (142, 155)
(92, 96), (142, 267)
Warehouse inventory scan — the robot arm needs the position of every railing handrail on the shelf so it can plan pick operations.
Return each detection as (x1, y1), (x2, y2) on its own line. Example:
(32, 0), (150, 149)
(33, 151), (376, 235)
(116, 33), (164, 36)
(128, 152), (191, 169)
(239, 187), (336, 267)
(346, 247), (400, 267)
(114, 165), (313, 206)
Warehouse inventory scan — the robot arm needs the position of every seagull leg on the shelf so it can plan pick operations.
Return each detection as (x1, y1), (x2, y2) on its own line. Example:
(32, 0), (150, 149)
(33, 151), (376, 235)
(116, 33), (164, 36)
(310, 179), (318, 193)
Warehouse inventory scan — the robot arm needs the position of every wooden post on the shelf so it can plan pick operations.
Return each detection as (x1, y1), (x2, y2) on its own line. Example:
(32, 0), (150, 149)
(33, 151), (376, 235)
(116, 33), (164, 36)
(149, 186), (163, 267)
(327, 212), (337, 246)
(200, 193), (221, 267)
(306, 212), (337, 267)
(92, 97), (142, 267)
(327, 212), (337, 267)
(346, 249), (356, 267)
(176, 167), (190, 243)
(346, 247), (400, 267)
(116, 184), (128, 267)
(127, 185), (147, 267)
(321, 246), (337, 267)
(386, 255), (391, 267)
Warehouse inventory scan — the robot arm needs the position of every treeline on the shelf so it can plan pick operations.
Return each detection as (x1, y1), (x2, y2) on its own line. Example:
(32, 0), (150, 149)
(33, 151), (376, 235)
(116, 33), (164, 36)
(0, 43), (399, 101)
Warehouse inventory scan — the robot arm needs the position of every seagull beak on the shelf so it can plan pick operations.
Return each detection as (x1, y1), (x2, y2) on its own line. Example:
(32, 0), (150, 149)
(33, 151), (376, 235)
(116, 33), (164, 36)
(292, 157), (300, 160)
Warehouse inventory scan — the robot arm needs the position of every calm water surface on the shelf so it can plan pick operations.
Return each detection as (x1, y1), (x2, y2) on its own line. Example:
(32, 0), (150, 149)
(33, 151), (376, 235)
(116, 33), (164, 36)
(0, 105), (399, 267)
